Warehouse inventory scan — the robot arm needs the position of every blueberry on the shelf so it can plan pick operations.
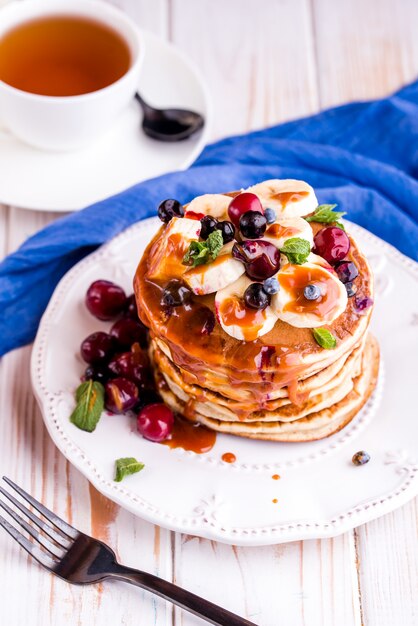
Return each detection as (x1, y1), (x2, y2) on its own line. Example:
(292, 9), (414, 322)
(158, 199), (184, 223)
(345, 281), (357, 297)
(82, 364), (109, 384)
(355, 296), (374, 311)
(352, 451), (370, 466)
(200, 215), (218, 240)
(304, 284), (321, 300)
(263, 277), (280, 295)
(264, 208), (276, 224)
(161, 280), (191, 307)
(243, 283), (271, 310)
(335, 261), (359, 284)
(239, 210), (267, 239)
(216, 220), (235, 244)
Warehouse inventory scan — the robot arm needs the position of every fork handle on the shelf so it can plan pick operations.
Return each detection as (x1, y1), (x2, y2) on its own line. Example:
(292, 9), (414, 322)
(109, 563), (258, 626)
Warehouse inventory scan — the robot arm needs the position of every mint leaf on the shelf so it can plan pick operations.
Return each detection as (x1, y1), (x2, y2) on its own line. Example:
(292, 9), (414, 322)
(70, 380), (104, 432)
(306, 204), (346, 225)
(183, 230), (224, 268)
(183, 240), (209, 267)
(206, 229), (223, 258)
(114, 457), (144, 482)
(312, 328), (337, 349)
(280, 237), (311, 265)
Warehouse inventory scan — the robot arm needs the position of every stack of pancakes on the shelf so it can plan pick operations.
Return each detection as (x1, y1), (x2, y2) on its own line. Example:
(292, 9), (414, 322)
(134, 186), (379, 442)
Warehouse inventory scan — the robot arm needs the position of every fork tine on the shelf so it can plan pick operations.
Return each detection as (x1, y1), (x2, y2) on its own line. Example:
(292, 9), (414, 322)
(2, 477), (78, 539)
(0, 513), (59, 570)
(0, 485), (73, 549)
(0, 498), (67, 559)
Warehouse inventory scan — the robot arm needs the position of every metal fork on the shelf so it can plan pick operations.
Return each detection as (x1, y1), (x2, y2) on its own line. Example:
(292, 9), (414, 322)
(0, 477), (257, 626)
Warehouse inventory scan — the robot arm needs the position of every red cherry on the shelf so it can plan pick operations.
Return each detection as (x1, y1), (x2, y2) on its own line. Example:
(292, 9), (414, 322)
(184, 210), (205, 220)
(228, 193), (263, 227)
(85, 280), (127, 321)
(108, 344), (151, 388)
(110, 317), (148, 349)
(105, 377), (139, 413)
(80, 331), (116, 364)
(313, 227), (350, 264)
(137, 403), (174, 442)
(232, 240), (280, 280)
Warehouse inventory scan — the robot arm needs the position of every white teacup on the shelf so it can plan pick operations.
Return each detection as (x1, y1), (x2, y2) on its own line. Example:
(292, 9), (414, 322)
(0, 0), (143, 151)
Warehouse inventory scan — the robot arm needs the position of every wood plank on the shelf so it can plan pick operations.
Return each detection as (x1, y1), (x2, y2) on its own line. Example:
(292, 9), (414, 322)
(174, 532), (362, 626)
(170, 0), (320, 140)
(107, 0), (169, 38)
(313, 0), (418, 107)
(313, 0), (418, 623)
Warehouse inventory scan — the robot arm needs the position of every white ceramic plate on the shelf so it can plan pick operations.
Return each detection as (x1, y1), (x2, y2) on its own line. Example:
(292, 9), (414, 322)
(0, 31), (210, 212)
(31, 218), (418, 546)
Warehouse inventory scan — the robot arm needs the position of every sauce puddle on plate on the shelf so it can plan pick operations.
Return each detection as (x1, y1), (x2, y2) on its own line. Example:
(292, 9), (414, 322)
(164, 416), (216, 454)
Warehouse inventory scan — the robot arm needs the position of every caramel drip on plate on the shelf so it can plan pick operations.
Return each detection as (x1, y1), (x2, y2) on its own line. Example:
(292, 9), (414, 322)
(164, 417), (216, 453)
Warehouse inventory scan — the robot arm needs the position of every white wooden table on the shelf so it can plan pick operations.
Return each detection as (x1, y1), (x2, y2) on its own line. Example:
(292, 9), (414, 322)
(1, 1), (417, 624)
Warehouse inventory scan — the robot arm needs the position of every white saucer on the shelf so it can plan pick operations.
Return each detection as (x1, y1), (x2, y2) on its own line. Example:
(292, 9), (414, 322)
(0, 31), (211, 212)
(31, 219), (418, 545)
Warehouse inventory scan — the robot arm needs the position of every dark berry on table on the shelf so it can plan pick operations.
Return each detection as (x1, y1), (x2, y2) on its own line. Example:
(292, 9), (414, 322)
(199, 215), (218, 240)
(264, 208), (276, 224)
(335, 261), (359, 283)
(239, 210), (267, 239)
(137, 403), (174, 442)
(304, 284), (321, 301)
(105, 377), (139, 413)
(85, 280), (127, 321)
(216, 220), (235, 244)
(263, 277), (280, 295)
(108, 346), (151, 388)
(136, 389), (162, 413)
(194, 306), (216, 335)
(82, 364), (109, 384)
(243, 283), (271, 310)
(80, 331), (116, 364)
(352, 450), (370, 466)
(313, 227), (350, 264)
(345, 281), (357, 297)
(161, 279), (192, 308)
(354, 296), (374, 312)
(157, 198), (184, 223)
(123, 294), (139, 319)
(233, 240), (280, 280)
(228, 192), (264, 227)
(110, 317), (148, 349)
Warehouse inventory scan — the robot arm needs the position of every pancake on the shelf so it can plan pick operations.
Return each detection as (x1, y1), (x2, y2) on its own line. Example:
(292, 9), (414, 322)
(134, 180), (379, 442)
(155, 334), (379, 441)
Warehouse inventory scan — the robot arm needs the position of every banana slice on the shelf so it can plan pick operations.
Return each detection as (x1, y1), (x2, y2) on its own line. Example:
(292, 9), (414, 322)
(183, 242), (244, 295)
(246, 179), (318, 218)
(272, 262), (347, 328)
(184, 194), (231, 220)
(148, 217), (201, 281)
(263, 216), (314, 249)
(215, 275), (279, 341)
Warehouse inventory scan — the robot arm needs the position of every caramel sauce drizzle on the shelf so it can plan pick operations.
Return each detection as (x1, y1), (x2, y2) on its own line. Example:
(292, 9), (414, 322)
(218, 296), (266, 342)
(271, 190), (309, 205)
(279, 264), (341, 318)
(266, 223), (300, 239)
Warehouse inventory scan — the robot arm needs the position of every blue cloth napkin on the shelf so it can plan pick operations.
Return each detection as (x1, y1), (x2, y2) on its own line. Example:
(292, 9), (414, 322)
(1, 80), (418, 357)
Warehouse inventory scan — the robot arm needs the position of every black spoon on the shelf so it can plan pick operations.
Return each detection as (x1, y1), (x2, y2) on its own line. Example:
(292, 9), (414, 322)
(135, 92), (204, 142)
